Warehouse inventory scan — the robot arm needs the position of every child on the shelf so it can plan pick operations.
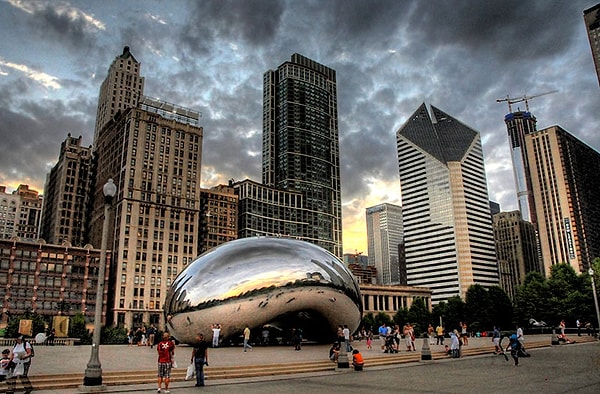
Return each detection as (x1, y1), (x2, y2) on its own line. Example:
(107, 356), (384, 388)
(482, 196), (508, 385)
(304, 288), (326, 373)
(0, 349), (11, 382)
(352, 349), (364, 371)
(366, 330), (373, 350)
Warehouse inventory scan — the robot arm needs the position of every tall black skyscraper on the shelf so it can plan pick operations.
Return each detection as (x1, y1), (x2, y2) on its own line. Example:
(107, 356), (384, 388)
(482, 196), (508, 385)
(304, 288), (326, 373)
(261, 54), (342, 256)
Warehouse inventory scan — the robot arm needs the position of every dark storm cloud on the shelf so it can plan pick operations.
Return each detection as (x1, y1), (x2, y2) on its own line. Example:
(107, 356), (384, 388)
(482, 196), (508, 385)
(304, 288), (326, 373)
(0, 95), (89, 188)
(22, 2), (100, 51)
(180, 0), (284, 54)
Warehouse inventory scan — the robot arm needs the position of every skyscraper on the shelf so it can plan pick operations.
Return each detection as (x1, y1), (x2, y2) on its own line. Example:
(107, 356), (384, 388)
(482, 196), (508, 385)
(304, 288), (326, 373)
(0, 185), (43, 241)
(493, 210), (541, 299)
(502, 111), (538, 223)
(94, 46), (145, 141)
(91, 48), (202, 328)
(41, 134), (93, 246)
(262, 54), (342, 257)
(525, 125), (600, 275)
(365, 203), (403, 285)
(396, 104), (499, 303)
(584, 3), (600, 87)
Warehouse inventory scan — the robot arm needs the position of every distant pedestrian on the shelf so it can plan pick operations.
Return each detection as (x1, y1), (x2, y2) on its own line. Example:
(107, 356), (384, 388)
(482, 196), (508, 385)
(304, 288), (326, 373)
(450, 330), (460, 358)
(461, 322), (469, 345)
(191, 333), (209, 387)
(366, 329), (373, 350)
(342, 325), (351, 352)
(147, 325), (156, 349)
(493, 326), (501, 354)
(157, 332), (175, 393)
(436, 323), (445, 345)
(507, 333), (521, 366)
(378, 323), (387, 351)
(576, 319), (582, 337)
(243, 326), (252, 352)
(427, 324), (435, 345)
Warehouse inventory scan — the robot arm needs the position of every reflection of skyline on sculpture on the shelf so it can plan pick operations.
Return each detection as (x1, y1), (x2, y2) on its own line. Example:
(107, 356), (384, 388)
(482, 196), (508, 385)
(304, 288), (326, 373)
(164, 237), (363, 344)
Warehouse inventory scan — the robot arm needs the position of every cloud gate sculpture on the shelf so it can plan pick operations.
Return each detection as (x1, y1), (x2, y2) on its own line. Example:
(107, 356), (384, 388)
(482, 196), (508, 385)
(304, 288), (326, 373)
(164, 237), (363, 345)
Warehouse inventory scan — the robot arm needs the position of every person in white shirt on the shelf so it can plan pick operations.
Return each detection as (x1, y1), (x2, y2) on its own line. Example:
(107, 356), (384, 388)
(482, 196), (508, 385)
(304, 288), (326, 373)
(7, 335), (33, 393)
(516, 324), (524, 349)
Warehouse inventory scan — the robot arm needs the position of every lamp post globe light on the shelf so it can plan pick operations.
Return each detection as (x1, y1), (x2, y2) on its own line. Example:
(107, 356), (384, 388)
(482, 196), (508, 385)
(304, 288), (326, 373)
(82, 179), (117, 388)
(589, 268), (600, 339)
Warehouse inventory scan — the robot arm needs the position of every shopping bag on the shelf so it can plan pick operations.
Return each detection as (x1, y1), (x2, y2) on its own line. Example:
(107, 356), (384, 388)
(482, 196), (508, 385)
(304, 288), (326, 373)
(185, 363), (196, 380)
(172, 360), (178, 369)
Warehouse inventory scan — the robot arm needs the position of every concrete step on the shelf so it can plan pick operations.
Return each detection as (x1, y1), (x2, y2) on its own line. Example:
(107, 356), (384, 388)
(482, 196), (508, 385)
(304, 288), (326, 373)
(3, 337), (595, 392)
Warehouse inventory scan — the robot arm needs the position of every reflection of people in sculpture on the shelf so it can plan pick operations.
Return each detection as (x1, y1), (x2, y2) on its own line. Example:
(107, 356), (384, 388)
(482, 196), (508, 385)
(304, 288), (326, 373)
(211, 323), (221, 348)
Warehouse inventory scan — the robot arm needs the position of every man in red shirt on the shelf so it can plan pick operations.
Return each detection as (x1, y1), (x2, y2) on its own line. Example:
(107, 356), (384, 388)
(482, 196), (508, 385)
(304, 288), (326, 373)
(157, 332), (175, 393)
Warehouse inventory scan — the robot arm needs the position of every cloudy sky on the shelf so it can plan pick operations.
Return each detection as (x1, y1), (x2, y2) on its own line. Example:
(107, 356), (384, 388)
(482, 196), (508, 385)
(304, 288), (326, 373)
(1, 0), (599, 254)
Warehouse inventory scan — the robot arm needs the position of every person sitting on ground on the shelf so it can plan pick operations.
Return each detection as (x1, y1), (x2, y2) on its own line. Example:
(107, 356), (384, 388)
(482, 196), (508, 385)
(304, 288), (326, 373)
(329, 342), (340, 362)
(352, 349), (364, 371)
(444, 344), (451, 356)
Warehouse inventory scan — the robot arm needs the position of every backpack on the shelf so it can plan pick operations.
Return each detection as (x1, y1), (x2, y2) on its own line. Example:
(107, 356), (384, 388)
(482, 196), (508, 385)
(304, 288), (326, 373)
(13, 341), (34, 358)
(509, 334), (520, 351)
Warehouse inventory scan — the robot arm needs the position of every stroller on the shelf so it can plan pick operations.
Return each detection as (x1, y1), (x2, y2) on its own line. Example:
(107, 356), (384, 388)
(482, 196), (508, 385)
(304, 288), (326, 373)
(383, 334), (398, 353)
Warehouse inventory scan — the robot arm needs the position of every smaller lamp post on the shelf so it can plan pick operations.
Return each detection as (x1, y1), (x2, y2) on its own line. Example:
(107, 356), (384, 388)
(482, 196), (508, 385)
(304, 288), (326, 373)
(82, 179), (117, 388)
(589, 268), (600, 339)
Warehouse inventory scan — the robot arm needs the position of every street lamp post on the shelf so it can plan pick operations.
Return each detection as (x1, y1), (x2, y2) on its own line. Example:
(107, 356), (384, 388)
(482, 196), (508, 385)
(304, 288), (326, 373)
(82, 179), (117, 388)
(589, 268), (600, 339)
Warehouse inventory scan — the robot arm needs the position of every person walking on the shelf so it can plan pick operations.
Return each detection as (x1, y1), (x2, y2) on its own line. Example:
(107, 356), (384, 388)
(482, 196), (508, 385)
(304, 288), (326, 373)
(147, 325), (156, 349)
(492, 326), (501, 354)
(507, 332), (521, 366)
(461, 322), (469, 345)
(243, 326), (252, 352)
(157, 332), (175, 393)
(191, 333), (209, 387)
(8, 335), (33, 394)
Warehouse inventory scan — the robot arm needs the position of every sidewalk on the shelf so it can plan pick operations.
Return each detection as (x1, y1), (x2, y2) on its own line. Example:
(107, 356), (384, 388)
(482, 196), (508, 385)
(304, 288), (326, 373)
(9, 333), (596, 393)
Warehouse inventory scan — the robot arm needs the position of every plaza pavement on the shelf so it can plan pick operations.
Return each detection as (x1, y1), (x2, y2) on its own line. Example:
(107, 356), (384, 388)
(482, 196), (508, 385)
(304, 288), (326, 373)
(3, 333), (598, 393)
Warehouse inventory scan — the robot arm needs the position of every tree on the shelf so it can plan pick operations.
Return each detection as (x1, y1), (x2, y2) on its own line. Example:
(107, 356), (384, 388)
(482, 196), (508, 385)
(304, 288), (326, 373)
(465, 284), (490, 329)
(4, 311), (46, 338)
(487, 286), (513, 329)
(444, 296), (465, 332)
(406, 297), (431, 336)
(514, 272), (549, 325)
(69, 312), (92, 344)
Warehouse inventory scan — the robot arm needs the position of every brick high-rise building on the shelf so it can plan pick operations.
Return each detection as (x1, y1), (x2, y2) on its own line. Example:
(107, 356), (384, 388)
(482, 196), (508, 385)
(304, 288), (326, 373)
(41, 134), (93, 246)
(0, 185), (43, 241)
(493, 211), (541, 299)
(91, 48), (202, 329)
(94, 46), (145, 142)
(525, 125), (600, 275)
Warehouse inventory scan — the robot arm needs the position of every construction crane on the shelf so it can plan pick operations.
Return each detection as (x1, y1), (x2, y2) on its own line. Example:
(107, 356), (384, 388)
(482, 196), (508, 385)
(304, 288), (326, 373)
(496, 90), (558, 113)
(351, 250), (363, 264)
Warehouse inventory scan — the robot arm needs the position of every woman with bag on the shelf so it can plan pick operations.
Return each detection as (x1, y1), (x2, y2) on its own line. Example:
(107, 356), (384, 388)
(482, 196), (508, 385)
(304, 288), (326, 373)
(191, 333), (209, 387)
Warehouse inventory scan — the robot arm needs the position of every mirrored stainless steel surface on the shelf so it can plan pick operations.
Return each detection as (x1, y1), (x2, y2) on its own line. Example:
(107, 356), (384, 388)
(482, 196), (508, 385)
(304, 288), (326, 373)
(164, 237), (362, 344)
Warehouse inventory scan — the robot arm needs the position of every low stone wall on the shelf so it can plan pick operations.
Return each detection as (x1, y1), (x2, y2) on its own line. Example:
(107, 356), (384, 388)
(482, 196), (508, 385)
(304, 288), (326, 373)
(0, 337), (80, 346)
